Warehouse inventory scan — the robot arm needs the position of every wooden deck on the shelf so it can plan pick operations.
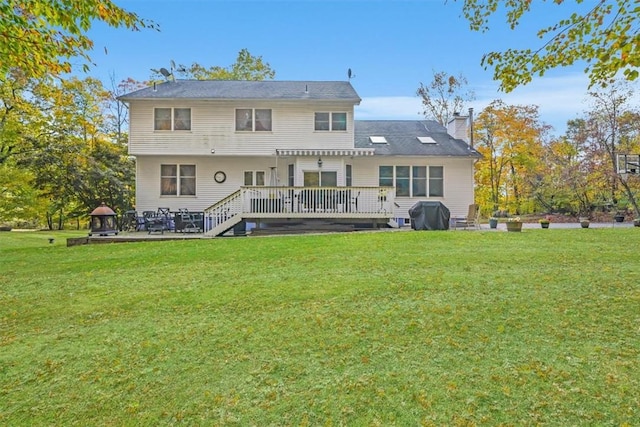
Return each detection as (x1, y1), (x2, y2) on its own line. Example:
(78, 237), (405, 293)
(203, 186), (398, 236)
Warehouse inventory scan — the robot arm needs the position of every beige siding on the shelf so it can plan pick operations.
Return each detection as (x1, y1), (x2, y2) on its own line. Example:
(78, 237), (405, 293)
(350, 156), (476, 220)
(129, 100), (356, 156)
(136, 155), (476, 220)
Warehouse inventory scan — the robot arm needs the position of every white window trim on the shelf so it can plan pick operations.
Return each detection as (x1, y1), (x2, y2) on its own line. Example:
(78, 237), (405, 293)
(235, 108), (272, 132)
(379, 165), (444, 198)
(161, 163), (196, 197)
(244, 170), (266, 186)
(154, 107), (191, 132)
(315, 112), (348, 132)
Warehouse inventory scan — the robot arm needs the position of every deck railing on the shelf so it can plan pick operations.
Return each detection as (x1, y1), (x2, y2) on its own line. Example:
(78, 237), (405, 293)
(203, 186), (396, 235)
(241, 186), (395, 216)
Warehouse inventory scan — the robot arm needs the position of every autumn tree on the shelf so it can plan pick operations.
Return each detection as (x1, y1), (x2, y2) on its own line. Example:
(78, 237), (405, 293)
(457, 0), (639, 92)
(0, 0), (156, 79)
(416, 70), (475, 126)
(581, 82), (640, 216)
(473, 100), (550, 215)
(9, 77), (135, 229)
(537, 121), (598, 216)
(152, 49), (276, 82)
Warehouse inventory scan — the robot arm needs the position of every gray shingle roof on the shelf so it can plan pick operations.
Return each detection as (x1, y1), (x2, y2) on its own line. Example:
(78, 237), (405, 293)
(118, 80), (361, 103)
(355, 120), (481, 158)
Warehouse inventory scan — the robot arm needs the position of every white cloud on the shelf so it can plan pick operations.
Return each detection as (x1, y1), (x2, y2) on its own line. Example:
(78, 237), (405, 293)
(474, 73), (592, 134)
(355, 73), (597, 136)
(355, 96), (423, 120)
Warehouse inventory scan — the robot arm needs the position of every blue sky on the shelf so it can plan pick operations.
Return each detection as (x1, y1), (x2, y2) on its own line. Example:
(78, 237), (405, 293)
(83, 0), (628, 136)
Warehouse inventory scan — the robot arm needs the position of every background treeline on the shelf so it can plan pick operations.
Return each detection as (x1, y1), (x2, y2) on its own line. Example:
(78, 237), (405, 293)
(2, 72), (640, 229)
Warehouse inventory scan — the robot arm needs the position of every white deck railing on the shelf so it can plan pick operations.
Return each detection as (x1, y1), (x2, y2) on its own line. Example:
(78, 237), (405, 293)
(203, 186), (396, 235)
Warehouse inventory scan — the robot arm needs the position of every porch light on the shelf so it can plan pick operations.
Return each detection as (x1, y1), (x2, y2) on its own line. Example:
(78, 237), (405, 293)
(318, 157), (323, 168)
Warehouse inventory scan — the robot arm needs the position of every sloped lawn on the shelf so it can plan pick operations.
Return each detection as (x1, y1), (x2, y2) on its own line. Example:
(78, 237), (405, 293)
(1, 229), (638, 425)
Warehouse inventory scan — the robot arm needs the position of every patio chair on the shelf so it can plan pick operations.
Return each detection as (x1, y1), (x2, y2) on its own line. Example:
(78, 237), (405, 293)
(176, 208), (200, 233)
(143, 210), (165, 234)
(350, 190), (360, 212)
(123, 210), (143, 232)
(157, 207), (173, 231)
(453, 204), (480, 230)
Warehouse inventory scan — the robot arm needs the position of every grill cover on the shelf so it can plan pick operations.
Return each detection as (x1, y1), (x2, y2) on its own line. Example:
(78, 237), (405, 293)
(409, 201), (450, 230)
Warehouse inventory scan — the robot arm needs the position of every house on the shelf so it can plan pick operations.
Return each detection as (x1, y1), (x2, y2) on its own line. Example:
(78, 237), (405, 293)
(119, 80), (480, 236)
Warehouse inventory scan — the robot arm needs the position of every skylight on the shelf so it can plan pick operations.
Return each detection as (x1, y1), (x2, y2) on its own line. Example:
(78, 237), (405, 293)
(369, 136), (387, 144)
(417, 136), (436, 144)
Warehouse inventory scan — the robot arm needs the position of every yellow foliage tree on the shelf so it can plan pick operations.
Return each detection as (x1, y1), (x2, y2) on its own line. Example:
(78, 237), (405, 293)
(474, 100), (550, 215)
(457, 0), (640, 92)
(0, 0), (156, 78)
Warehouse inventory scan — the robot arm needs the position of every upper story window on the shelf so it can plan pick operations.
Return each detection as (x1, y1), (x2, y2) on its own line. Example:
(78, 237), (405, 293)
(154, 108), (191, 131)
(236, 109), (272, 132)
(315, 112), (347, 131)
(379, 165), (444, 197)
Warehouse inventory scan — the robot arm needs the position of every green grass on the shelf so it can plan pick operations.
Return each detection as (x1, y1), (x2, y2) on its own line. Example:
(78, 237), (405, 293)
(1, 229), (639, 426)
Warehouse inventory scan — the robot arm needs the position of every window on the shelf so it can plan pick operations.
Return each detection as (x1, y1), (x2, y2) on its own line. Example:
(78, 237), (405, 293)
(303, 171), (337, 187)
(332, 112), (347, 131)
(428, 166), (444, 197)
(417, 136), (436, 144)
(315, 112), (347, 131)
(161, 164), (196, 196)
(379, 166), (393, 188)
(155, 108), (171, 131)
(378, 165), (444, 197)
(288, 164), (294, 186)
(345, 164), (352, 187)
(395, 166), (410, 197)
(255, 109), (272, 131)
(412, 166), (427, 197)
(244, 171), (265, 186)
(369, 136), (387, 144)
(236, 109), (272, 131)
(174, 108), (191, 130)
(154, 108), (191, 131)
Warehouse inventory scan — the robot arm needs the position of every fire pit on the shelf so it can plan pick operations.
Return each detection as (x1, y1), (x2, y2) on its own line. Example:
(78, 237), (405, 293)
(89, 203), (118, 236)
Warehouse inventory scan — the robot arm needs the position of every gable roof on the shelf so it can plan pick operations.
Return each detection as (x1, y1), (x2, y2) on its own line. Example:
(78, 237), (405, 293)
(354, 120), (481, 158)
(118, 80), (361, 103)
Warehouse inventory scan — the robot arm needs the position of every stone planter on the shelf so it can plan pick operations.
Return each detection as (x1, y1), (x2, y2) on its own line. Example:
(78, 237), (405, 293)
(634, 219), (640, 227)
(540, 222), (550, 229)
(614, 215), (625, 223)
(580, 220), (590, 228)
(506, 221), (523, 232)
(489, 218), (498, 229)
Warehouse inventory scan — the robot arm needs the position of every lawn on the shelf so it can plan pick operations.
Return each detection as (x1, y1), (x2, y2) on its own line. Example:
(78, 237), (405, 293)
(1, 229), (638, 426)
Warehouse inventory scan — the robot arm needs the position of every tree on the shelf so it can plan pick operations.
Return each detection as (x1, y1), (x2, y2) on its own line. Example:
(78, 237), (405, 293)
(416, 70), (474, 126)
(457, 0), (640, 92)
(11, 76), (136, 229)
(582, 81), (640, 216)
(0, 164), (41, 226)
(537, 121), (597, 216)
(473, 100), (549, 214)
(0, 0), (156, 79)
(152, 49), (276, 81)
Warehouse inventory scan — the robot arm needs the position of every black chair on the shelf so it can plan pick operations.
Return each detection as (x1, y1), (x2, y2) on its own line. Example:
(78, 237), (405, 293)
(176, 208), (200, 233)
(123, 210), (143, 231)
(157, 207), (172, 231)
(143, 210), (164, 234)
